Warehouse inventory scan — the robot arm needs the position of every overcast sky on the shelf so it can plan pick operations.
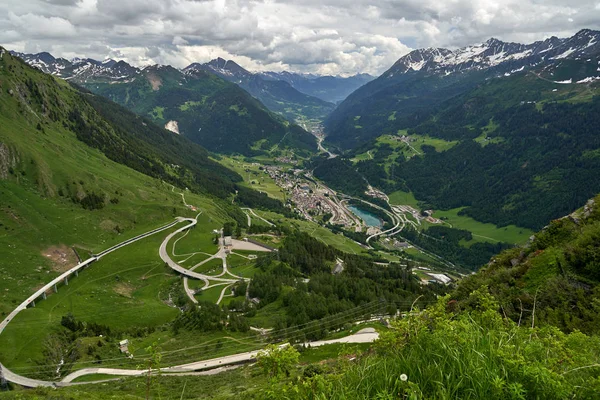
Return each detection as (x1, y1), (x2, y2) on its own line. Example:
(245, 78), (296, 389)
(3, 0), (600, 76)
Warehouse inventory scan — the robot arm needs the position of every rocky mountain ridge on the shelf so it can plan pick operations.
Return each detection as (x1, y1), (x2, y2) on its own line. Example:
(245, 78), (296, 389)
(386, 29), (600, 79)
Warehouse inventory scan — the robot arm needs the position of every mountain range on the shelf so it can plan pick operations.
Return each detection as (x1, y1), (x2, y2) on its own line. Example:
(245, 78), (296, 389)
(10, 50), (372, 127)
(10, 50), (321, 156)
(183, 58), (336, 122)
(325, 28), (600, 148)
(0, 47), (287, 213)
(313, 29), (600, 233)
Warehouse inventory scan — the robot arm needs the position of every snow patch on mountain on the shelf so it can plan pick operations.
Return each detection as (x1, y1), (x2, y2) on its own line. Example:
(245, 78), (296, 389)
(385, 29), (600, 80)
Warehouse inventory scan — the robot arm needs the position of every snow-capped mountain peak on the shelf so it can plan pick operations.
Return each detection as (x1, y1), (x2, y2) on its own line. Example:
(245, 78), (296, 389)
(183, 58), (250, 79)
(9, 51), (139, 81)
(384, 29), (600, 78)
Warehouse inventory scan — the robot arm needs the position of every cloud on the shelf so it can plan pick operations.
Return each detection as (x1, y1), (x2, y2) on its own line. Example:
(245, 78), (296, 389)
(1, 0), (599, 76)
(7, 12), (77, 39)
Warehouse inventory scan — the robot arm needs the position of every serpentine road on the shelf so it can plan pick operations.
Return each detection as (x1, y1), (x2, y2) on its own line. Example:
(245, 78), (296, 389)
(157, 216), (241, 284)
(1, 209), (377, 388)
(0, 218), (183, 388)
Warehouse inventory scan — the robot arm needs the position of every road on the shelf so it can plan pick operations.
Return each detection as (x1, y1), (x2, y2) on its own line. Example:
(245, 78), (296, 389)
(60, 328), (379, 383)
(344, 195), (455, 268)
(0, 218), (184, 388)
(1, 213), (245, 388)
(241, 208), (274, 227)
(158, 217), (241, 284)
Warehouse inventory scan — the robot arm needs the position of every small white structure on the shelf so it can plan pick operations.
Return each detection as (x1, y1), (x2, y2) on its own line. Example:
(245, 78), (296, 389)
(428, 273), (452, 285)
(119, 339), (129, 354)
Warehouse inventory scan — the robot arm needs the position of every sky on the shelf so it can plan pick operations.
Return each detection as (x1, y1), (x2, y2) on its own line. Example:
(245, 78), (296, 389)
(3, 0), (600, 76)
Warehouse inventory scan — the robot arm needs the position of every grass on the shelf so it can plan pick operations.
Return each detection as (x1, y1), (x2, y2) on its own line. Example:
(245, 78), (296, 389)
(375, 132), (458, 157)
(196, 284), (229, 304)
(299, 343), (371, 363)
(409, 134), (459, 153)
(248, 298), (287, 329)
(215, 155), (285, 201)
(352, 132), (458, 166)
(0, 224), (184, 372)
(70, 373), (122, 383)
(227, 253), (259, 279)
(387, 191), (532, 245)
(259, 211), (367, 255)
(388, 190), (420, 207)
(0, 142), (194, 318)
(432, 207), (533, 244)
(193, 258), (224, 275)
(177, 252), (211, 266)
(178, 99), (204, 111)
(170, 213), (221, 256)
(1, 365), (270, 399)
(474, 130), (505, 147)
(149, 106), (164, 120)
(246, 234), (281, 248)
(403, 247), (440, 265)
(281, 293), (600, 400)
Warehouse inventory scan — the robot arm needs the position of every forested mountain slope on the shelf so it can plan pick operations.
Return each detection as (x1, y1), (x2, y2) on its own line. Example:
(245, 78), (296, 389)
(325, 29), (600, 149)
(11, 51), (317, 156)
(184, 58), (335, 122)
(86, 65), (317, 156)
(0, 47), (252, 314)
(0, 47), (291, 238)
(314, 38), (600, 231)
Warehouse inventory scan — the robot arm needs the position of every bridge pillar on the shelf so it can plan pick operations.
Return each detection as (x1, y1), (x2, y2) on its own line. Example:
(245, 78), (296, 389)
(64, 277), (69, 286)
(42, 292), (46, 300)
(74, 270), (78, 277)
(0, 364), (7, 390)
(53, 284), (58, 293)
(31, 300), (35, 308)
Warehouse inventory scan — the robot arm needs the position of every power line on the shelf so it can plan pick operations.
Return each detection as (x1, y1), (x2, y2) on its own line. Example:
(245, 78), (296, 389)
(6, 300), (404, 374)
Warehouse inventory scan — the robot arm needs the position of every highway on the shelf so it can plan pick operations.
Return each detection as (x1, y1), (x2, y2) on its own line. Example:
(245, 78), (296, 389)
(0, 218), (183, 388)
(60, 328), (379, 383)
(0, 213), (243, 388)
(241, 208), (275, 227)
(0, 185), (381, 388)
(343, 195), (455, 268)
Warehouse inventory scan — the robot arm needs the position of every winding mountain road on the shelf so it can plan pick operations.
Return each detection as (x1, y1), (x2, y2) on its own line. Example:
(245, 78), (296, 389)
(158, 217), (241, 284)
(1, 186), (379, 389)
(0, 218), (183, 388)
(60, 328), (379, 383)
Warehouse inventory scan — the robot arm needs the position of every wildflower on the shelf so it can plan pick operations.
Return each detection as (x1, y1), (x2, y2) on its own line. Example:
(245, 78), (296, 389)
(400, 374), (408, 382)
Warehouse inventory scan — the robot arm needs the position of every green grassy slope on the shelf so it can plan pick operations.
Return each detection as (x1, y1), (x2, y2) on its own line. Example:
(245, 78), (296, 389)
(452, 194), (600, 335)
(0, 49), (260, 377)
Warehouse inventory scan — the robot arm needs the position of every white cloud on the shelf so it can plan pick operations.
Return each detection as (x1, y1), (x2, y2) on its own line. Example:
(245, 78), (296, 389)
(0, 0), (599, 76)
(7, 12), (77, 38)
